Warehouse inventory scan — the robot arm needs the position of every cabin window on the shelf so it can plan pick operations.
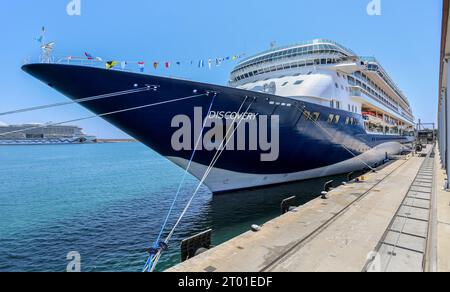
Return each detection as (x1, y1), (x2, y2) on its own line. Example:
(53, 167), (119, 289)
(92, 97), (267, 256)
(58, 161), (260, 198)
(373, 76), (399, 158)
(294, 80), (303, 85)
(282, 81), (289, 86)
(328, 114), (335, 123)
(311, 112), (320, 122)
(303, 111), (311, 120)
(334, 115), (341, 124)
(345, 117), (350, 125)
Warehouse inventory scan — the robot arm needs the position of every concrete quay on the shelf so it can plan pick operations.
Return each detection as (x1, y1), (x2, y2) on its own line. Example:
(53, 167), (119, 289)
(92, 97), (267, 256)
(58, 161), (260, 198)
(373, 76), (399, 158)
(169, 145), (450, 272)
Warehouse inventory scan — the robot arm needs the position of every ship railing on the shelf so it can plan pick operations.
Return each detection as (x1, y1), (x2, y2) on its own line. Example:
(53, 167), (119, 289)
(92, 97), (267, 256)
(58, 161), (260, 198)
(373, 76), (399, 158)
(232, 51), (345, 76)
(239, 39), (357, 65)
(23, 55), (147, 74)
(351, 86), (401, 114)
(360, 56), (408, 103)
(230, 54), (349, 86)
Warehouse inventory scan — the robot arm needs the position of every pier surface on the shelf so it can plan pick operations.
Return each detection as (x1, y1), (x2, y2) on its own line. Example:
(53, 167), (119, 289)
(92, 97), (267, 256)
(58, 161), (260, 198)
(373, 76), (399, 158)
(169, 145), (450, 272)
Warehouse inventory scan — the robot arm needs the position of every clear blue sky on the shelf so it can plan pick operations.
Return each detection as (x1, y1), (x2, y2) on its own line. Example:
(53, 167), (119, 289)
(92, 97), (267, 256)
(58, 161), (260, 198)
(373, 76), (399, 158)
(0, 0), (443, 138)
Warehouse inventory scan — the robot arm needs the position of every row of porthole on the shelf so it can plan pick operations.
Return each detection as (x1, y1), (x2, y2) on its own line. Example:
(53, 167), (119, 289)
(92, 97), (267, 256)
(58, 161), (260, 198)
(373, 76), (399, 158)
(267, 101), (358, 127)
(269, 101), (292, 107)
(371, 136), (398, 141)
(303, 112), (359, 126)
(329, 114), (358, 126)
(357, 148), (371, 153)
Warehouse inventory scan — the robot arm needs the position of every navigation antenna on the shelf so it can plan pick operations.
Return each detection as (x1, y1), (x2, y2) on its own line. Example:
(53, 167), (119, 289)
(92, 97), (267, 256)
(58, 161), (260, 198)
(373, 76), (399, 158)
(38, 27), (55, 63)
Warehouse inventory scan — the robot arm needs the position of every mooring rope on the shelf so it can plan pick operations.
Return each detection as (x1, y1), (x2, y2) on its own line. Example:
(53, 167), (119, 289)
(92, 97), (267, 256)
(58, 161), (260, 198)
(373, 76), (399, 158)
(165, 98), (254, 241)
(0, 87), (154, 117)
(142, 92), (218, 272)
(0, 93), (207, 137)
(148, 97), (254, 272)
(146, 96), (255, 272)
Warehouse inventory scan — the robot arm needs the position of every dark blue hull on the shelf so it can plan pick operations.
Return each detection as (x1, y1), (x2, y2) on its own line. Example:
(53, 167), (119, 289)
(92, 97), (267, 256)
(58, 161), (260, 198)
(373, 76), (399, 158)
(22, 64), (411, 192)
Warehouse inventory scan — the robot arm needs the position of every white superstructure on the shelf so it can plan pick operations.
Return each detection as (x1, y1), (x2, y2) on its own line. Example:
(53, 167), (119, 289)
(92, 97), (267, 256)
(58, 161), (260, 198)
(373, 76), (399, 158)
(229, 39), (414, 135)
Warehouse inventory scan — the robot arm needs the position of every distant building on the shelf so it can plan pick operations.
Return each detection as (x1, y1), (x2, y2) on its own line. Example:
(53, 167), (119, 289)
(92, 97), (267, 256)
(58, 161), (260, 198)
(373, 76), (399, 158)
(0, 124), (97, 145)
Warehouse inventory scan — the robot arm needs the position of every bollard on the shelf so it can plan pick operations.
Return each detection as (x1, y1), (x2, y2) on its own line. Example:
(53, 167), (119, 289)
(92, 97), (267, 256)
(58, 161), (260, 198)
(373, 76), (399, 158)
(281, 196), (297, 214)
(324, 180), (334, 192)
(321, 180), (333, 200)
(251, 224), (262, 232)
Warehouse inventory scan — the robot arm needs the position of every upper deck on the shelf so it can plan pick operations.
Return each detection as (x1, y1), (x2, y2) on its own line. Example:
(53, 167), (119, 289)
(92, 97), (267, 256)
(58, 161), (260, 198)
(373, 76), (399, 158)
(229, 39), (414, 122)
(230, 39), (355, 84)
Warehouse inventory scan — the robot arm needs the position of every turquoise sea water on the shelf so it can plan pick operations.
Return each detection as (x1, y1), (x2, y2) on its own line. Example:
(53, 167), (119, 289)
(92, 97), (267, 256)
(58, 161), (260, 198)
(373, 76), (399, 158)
(0, 143), (347, 272)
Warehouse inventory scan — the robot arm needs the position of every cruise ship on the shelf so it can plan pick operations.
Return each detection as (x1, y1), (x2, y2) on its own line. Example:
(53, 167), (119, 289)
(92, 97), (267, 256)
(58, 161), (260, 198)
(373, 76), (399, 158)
(0, 124), (96, 145)
(22, 39), (415, 193)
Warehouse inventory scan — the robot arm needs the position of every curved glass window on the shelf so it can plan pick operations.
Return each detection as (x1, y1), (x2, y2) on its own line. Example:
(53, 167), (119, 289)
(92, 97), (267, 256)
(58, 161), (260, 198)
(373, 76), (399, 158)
(232, 44), (349, 75)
